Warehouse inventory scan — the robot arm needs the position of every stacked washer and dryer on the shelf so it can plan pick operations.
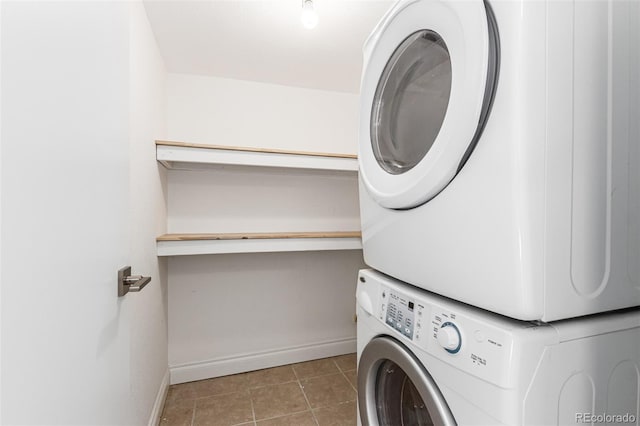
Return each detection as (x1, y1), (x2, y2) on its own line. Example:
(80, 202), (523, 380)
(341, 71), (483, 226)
(355, 0), (640, 425)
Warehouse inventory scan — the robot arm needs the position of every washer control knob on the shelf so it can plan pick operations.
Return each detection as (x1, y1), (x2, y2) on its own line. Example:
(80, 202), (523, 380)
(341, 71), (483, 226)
(437, 322), (461, 354)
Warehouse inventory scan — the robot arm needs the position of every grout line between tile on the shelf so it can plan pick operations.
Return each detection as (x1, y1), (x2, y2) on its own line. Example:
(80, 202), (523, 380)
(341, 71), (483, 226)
(189, 399), (196, 426)
(254, 409), (312, 424)
(246, 378), (299, 390)
(293, 364), (320, 426)
(291, 368), (346, 381)
(341, 369), (358, 393)
(332, 358), (359, 396)
(181, 378), (301, 404)
(333, 355), (358, 394)
(249, 388), (257, 426)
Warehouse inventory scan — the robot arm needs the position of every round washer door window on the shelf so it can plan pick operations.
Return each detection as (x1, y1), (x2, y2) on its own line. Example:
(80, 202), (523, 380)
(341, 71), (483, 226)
(358, 337), (456, 426)
(375, 359), (435, 424)
(371, 30), (452, 176)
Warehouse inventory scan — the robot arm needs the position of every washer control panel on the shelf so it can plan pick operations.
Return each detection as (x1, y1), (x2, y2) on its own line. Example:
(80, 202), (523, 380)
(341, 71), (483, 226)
(380, 288), (415, 339)
(377, 283), (514, 386)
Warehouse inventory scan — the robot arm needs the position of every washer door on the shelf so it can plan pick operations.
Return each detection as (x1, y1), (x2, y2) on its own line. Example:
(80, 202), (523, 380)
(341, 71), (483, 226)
(358, 337), (456, 426)
(359, 0), (498, 209)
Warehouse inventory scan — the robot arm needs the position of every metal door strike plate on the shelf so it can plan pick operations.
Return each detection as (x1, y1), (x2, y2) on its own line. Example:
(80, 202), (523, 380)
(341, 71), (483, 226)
(118, 266), (151, 297)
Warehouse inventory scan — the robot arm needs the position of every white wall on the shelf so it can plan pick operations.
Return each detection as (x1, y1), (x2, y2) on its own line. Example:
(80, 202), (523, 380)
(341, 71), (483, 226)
(128, 3), (169, 424)
(168, 250), (365, 383)
(1, 2), (167, 424)
(167, 73), (360, 155)
(166, 165), (364, 383)
(0, 1), (3, 419)
(167, 167), (360, 234)
(165, 74), (364, 383)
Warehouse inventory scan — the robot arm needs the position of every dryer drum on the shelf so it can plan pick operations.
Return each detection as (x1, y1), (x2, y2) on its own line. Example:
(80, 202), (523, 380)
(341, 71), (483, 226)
(370, 29), (453, 177)
(370, 1), (499, 199)
(359, 0), (500, 210)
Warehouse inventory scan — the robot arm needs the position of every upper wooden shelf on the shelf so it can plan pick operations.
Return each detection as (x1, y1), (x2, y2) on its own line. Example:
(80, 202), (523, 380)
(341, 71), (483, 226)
(156, 231), (363, 256)
(156, 140), (358, 172)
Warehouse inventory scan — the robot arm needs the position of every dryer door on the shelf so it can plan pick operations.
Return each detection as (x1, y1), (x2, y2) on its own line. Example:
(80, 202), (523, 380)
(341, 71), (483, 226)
(359, 0), (498, 209)
(358, 337), (456, 426)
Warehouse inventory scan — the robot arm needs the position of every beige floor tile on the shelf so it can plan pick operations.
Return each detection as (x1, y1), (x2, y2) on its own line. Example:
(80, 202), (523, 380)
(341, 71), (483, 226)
(301, 373), (356, 409)
(292, 358), (340, 379)
(256, 411), (316, 426)
(160, 399), (195, 426)
(250, 382), (308, 420)
(343, 370), (357, 391)
(245, 365), (297, 388)
(193, 391), (253, 426)
(191, 373), (248, 399)
(333, 354), (356, 372)
(313, 401), (357, 426)
(166, 382), (197, 404)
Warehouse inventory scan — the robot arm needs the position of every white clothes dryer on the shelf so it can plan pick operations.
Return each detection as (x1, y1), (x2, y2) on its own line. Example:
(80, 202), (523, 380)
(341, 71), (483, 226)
(356, 269), (640, 426)
(358, 0), (640, 321)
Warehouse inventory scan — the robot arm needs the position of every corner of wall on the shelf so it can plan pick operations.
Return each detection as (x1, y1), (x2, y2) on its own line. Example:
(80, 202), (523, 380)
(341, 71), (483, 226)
(129, 2), (170, 424)
(148, 368), (169, 426)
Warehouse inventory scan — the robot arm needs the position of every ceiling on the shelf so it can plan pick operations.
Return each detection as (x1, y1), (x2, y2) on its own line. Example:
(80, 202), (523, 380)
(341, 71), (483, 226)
(143, 0), (394, 93)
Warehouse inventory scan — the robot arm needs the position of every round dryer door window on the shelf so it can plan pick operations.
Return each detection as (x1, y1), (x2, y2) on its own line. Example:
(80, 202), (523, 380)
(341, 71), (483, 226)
(371, 30), (452, 176)
(359, 0), (499, 209)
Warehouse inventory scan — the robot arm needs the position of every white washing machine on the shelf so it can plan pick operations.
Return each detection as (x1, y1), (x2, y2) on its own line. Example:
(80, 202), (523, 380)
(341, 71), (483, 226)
(356, 269), (640, 426)
(358, 0), (640, 321)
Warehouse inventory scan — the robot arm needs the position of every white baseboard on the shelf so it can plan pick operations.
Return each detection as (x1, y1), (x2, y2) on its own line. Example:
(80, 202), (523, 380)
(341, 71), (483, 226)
(148, 369), (170, 426)
(169, 337), (356, 384)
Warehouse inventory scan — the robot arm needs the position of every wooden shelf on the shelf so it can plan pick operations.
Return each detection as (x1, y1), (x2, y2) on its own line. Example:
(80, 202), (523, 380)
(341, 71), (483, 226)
(156, 231), (362, 256)
(156, 140), (358, 172)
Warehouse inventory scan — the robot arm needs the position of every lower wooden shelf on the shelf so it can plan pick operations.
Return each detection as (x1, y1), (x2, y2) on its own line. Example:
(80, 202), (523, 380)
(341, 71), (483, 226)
(156, 231), (362, 256)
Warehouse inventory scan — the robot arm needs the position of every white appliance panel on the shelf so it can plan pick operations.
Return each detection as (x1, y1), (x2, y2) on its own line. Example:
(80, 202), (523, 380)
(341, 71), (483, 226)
(359, 0), (640, 320)
(357, 269), (640, 426)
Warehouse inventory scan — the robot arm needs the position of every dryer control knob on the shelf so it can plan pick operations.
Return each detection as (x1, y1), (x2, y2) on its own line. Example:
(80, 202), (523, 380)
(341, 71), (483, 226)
(437, 322), (461, 354)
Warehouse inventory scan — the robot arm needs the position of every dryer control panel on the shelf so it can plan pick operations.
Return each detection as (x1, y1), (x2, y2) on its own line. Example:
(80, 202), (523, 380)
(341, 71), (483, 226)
(377, 282), (517, 387)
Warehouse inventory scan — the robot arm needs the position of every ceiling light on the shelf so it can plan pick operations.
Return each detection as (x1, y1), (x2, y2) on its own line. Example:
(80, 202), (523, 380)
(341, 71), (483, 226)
(301, 0), (318, 30)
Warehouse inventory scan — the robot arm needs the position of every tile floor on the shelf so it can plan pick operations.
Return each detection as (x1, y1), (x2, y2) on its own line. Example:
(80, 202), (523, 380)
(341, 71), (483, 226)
(160, 354), (358, 426)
